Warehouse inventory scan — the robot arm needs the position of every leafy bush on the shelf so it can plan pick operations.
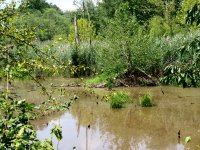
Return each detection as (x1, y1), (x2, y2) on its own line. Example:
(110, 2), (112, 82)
(0, 2), (64, 149)
(139, 93), (154, 107)
(69, 43), (97, 77)
(161, 34), (200, 87)
(0, 98), (55, 149)
(109, 91), (132, 108)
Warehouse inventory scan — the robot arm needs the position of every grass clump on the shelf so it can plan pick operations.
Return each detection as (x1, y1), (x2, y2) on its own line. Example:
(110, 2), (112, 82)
(139, 93), (154, 107)
(109, 91), (132, 108)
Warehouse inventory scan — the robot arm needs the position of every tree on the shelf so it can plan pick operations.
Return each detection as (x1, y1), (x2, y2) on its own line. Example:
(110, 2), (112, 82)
(15, 7), (71, 41)
(98, 0), (159, 25)
(148, 0), (185, 36)
(68, 18), (95, 44)
(100, 2), (139, 77)
(42, 8), (70, 40)
(21, 0), (50, 11)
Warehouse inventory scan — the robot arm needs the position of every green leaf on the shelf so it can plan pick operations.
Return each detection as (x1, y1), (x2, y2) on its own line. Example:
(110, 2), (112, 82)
(178, 76), (181, 83)
(17, 127), (25, 138)
(51, 125), (62, 141)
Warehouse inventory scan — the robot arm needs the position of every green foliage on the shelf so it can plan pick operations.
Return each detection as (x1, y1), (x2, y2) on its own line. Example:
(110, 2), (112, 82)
(68, 18), (95, 44)
(177, 0), (200, 25)
(42, 8), (70, 40)
(21, 0), (61, 12)
(99, 4), (138, 75)
(139, 93), (154, 107)
(161, 62), (200, 87)
(149, 0), (185, 37)
(160, 2), (200, 87)
(69, 43), (97, 77)
(86, 66), (124, 89)
(0, 3), (66, 149)
(1, 3), (69, 79)
(98, 0), (159, 25)
(186, 3), (200, 25)
(15, 6), (70, 41)
(3, 0), (200, 88)
(106, 77), (114, 90)
(108, 91), (132, 108)
(51, 125), (62, 141)
(0, 98), (54, 149)
(70, 0), (200, 88)
(98, 1), (179, 80)
(161, 33), (200, 87)
(149, 16), (165, 37)
(23, 0), (50, 11)
(0, 1), (36, 79)
(86, 74), (107, 85)
(99, 28), (166, 80)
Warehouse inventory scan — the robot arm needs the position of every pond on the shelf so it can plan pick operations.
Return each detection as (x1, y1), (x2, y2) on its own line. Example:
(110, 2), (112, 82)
(13, 78), (200, 150)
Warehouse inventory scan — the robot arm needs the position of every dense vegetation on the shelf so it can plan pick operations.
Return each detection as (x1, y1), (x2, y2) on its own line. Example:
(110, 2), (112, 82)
(1, 0), (200, 87)
(0, 0), (200, 149)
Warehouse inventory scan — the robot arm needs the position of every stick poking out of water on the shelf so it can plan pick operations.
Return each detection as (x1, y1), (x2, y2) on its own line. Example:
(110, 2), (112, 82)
(178, 130), (181, 143)
(160, 87), (164, 95)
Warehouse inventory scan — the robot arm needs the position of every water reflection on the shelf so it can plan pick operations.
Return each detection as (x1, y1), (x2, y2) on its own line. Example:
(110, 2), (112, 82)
(11, 79), (199, 150)
(33, 86), (200, 150)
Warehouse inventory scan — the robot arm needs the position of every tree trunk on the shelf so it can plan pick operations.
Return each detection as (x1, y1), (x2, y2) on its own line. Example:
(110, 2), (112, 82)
(74, 15), (80, 45)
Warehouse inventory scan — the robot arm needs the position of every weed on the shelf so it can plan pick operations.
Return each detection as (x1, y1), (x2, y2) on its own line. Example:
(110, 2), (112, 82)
(109, 91), (132, 108)
(139, 93), (154, 107)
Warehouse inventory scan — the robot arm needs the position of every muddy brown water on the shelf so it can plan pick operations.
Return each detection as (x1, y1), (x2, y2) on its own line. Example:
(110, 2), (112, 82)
(10, 78), (200, 150)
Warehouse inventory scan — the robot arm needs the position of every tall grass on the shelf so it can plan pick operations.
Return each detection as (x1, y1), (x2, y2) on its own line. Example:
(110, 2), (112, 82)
(30, 29), (200, 83)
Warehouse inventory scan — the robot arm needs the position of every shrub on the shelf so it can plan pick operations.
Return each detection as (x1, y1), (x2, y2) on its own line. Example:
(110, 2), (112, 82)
(139, 93), (154, 107)
(0, 98), (55, 149)
(69, 43), (97, 77)
(160, 34), (200, 88)
(109, 91), (132, 108)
